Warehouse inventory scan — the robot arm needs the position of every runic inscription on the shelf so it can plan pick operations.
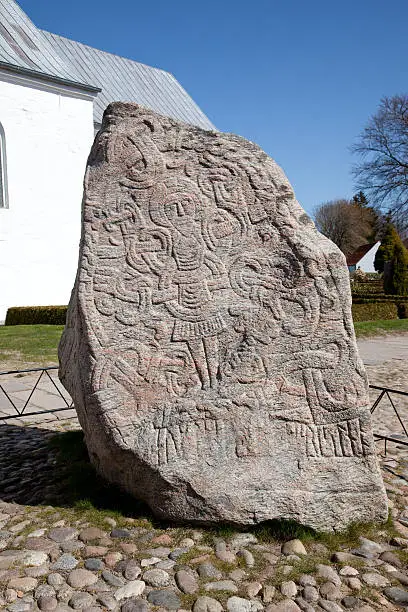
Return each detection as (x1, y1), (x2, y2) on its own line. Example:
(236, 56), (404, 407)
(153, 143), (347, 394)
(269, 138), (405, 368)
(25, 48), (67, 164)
(59, 102), (387, 531)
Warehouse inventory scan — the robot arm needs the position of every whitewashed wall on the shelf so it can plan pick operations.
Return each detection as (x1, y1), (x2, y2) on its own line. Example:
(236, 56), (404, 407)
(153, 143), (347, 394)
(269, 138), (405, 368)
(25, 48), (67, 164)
(0, 75), (95, 322)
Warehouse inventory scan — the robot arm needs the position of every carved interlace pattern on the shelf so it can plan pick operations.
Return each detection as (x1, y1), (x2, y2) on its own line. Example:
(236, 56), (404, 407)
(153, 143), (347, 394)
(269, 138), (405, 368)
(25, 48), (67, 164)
(61, 104), (373, 466)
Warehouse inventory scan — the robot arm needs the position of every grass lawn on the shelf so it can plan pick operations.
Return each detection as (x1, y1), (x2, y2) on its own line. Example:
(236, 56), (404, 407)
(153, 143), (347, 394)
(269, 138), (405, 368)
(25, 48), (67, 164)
(0, 324), (64, 368)
(0, 319), (407, 370)
(354, 318), (408, 338)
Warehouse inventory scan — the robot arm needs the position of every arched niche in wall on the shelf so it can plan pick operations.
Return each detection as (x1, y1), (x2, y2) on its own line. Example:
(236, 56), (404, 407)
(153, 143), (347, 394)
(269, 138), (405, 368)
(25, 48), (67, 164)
(0, 121), (9, 208)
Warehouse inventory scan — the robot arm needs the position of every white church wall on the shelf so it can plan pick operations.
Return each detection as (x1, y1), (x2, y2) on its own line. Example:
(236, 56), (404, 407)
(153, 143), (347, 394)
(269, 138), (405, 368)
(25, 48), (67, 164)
(0, 76), (95, 322)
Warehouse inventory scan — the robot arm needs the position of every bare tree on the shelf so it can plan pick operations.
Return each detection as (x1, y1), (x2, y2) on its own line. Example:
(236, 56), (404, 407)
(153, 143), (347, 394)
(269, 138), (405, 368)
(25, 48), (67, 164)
(314, 199), (377, 256)
(351, 95), (408, 228)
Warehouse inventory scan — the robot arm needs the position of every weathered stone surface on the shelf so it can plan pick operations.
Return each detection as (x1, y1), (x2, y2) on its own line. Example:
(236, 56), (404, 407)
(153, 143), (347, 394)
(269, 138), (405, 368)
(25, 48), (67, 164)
(229, 568), (247, 582)
(227, 596), (252, 612)
(193, 596), (223, 612)
(142, 568), (170, 587)
(59, 101), (387, 531)
(282, 540), (306, 556)
(7, 577), (37, 592)
(281, 580), (297, 598)
(196, 562), (221, 580)
(384, 586), (408, 605)
(246, 581), (262, 598)
(37, 596), (58, 611)
(67, 569), (98, 588)
(50, 553), (78, 571)
(302, 586), (318, 604)
(266, 601), (301, 612)
(339, 565), (359, 577)
(316, 564), (341, 586)
(120, 600), (149, 612)
(230, 534), (258, 549)
(114, 580), (145, 601)
(48, 528), (77, 543)
(298, 575), (316, 587)
(84, 558), (104, 571)
(146, 589), (181, 609)
(262, 585), (276, 603)
(362, 571), (389, 587)
(22, 551), (48, 567)
(79, 527), (106, 542)
(175, 569), (199, 593)
(345, 577), (362, 591)
(69, 592), (94, 610)
(379, 550), (402, 567)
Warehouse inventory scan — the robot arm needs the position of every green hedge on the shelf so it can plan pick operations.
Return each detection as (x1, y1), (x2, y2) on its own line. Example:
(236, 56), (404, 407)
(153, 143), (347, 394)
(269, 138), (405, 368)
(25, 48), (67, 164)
(5, 306), (67, 326)
(353, 295), (408, 303)
(351, 281), (383, 295)
(352, 302), (399, 322)
(352, 293), (408, 321)
(5, 300), (407, 326)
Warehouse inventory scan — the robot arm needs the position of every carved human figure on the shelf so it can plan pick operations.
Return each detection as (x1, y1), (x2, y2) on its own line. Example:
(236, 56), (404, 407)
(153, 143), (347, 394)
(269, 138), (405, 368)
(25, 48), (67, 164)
(147, 180), (230, 390)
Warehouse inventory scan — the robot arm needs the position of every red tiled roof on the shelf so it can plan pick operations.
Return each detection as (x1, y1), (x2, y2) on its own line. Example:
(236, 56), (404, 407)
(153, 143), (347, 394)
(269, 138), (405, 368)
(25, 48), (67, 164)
(346, 243), (377, 266)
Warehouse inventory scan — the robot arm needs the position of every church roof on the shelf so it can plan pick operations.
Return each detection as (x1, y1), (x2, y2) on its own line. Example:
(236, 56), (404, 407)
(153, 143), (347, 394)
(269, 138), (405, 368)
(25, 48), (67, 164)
(42, 32), (215, 130)
(0, 0), (98, 92)
(0, 0), (215, 130)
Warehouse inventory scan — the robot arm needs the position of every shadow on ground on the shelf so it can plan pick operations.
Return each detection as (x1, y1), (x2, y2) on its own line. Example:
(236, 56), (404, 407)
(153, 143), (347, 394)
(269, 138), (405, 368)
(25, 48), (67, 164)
(0, 423), (154, 518)
(0, 423), (388, 547)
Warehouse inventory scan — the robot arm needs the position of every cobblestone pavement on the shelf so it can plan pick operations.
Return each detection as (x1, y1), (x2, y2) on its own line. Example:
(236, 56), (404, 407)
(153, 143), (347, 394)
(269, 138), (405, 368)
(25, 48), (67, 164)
(0, 336), (408, 611)
(1, 417), (408, 612)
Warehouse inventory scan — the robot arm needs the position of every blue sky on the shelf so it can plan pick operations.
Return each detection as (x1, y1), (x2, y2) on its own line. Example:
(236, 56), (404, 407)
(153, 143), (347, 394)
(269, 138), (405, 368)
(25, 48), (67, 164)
(20, 0), (408, 216)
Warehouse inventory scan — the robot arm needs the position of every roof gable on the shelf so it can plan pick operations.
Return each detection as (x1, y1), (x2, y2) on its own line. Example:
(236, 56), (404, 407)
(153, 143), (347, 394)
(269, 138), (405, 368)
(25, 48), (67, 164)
(0, 0), (98, 91)
(346, 242), (379, 266)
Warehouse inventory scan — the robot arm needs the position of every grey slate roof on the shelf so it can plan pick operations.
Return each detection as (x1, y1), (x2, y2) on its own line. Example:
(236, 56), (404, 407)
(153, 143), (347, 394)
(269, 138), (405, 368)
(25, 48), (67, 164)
(42, 31), (215, 130)
(0, 0), (98, 91)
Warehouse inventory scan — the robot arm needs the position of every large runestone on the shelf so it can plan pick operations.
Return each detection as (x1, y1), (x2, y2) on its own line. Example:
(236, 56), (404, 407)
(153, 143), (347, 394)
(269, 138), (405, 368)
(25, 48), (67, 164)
(59, 102), (387, 531)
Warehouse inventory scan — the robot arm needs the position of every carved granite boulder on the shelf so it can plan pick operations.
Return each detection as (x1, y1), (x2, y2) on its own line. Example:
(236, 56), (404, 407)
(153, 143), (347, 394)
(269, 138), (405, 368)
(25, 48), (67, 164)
(59, 102), (388, 531)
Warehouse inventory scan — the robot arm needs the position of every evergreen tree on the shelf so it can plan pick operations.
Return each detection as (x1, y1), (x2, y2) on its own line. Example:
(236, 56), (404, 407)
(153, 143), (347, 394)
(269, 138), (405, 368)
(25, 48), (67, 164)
(352, 191), (369, 208)
(392, 242), (408, 295)
(374, 223), (408, 294)
(374, 223), (395, 273)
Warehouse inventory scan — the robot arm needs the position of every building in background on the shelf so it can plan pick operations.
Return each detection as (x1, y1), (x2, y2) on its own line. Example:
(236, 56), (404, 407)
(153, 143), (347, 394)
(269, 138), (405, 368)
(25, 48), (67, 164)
(0, 0), (214, 322)
(346, 241), (381, 273)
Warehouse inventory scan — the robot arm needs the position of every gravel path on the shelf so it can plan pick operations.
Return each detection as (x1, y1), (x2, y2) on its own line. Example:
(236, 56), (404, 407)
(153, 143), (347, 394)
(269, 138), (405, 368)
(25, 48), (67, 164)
(356, 335), (408, 444)
(357, 334), (408, 367)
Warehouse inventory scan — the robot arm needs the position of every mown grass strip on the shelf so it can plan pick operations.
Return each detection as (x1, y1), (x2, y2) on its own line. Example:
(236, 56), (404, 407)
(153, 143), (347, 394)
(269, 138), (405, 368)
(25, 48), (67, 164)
(0, 324), (64, 365)
(354, 319), (408, 338)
